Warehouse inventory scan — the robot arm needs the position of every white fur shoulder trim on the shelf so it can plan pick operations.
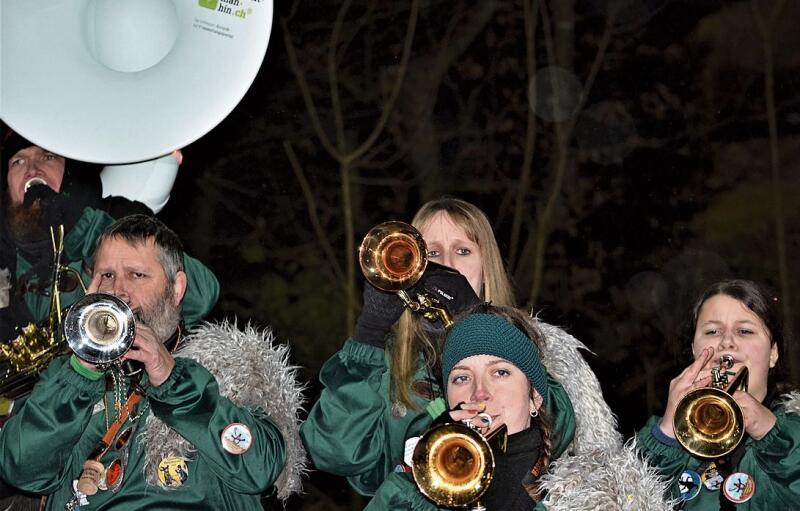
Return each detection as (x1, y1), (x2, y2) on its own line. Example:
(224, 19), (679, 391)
(540, 439), (677, 511)
(536, 320), (623, 454)
(140, 320), (307, 500)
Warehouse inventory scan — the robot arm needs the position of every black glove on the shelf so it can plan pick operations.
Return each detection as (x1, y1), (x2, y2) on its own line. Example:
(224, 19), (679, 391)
(353, 282), (406, 349)
(353, 263), (480, 348)
(407, 262), (480, 324)
(23, 184), (84, 232)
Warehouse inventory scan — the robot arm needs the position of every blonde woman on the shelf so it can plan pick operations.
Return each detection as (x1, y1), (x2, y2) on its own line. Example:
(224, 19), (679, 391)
(301, 198), (635, 501)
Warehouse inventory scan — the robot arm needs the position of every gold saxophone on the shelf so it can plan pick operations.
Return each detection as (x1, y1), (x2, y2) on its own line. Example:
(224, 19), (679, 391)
(0, 226), (138, 399)
(0, 226), (81, 398)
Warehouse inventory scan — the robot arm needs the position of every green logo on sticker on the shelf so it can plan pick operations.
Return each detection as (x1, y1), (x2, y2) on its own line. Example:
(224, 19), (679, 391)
(198, 0), (218, 9)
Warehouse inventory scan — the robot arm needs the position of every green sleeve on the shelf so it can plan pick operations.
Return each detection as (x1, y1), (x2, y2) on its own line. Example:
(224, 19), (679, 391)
(301, 339), (392, 480)
(21, 207), (107, 321)
(180, 254), (220, 326)
(748, 408), (800, 501)
(365, 472), (440, 511)
(0, 356), (105, 493)
(301, 339), (434, 496)
(146, 358), (285, 494)
(635, 415), (693, 482)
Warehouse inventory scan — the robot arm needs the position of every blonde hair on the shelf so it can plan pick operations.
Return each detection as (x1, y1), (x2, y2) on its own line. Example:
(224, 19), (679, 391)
(390, 198), (517, 409)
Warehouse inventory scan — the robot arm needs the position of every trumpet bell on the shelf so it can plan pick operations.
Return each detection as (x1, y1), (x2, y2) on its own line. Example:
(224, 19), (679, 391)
(411, 423), (495, 508)
(673, 386), (745, 459)
(358, 221), (427, 292)
(64, 293), (136, 365)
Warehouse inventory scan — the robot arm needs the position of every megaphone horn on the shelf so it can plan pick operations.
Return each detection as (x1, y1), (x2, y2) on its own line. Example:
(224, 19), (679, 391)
(1, 0), (274, 164)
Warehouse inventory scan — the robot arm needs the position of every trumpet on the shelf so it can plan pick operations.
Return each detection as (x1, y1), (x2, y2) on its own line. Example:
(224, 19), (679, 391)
(673, 355), (748, 459)
(358, 221), (453, 328)
(64, 293), (136, 369)
(412, 413), (508, 510)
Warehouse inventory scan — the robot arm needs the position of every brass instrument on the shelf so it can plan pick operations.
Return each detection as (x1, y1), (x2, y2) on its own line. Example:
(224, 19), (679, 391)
(359, 221), (453, 328)
(0, 225), (85, 398)
(673, 355), (748, 459)
(0, 226), (137, 398)
(64, 293), (136, 367)
(412, 414), (508, 510)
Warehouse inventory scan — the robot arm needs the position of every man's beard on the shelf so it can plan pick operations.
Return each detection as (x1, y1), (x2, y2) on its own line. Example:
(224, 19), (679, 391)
(135, 284), (182, 342)
(4, 197), (47, 243)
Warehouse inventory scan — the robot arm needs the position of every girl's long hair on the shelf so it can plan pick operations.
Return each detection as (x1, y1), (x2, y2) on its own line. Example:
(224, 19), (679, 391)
(390, 198), (516, 409)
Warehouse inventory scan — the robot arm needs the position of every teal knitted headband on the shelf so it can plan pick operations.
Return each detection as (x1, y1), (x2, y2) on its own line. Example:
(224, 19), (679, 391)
(441, 313), (548, 401)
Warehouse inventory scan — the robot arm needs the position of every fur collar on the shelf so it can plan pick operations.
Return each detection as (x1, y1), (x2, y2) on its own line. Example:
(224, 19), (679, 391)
(536, 320), (673, 510)
(537, 321), (623, 454)
(539, 439), (674, 510)
(139, 321), (307, 500)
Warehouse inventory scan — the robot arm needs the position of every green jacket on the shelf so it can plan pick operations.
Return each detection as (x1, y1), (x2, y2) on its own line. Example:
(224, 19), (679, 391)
(364, 372), (576, 511)
(300, 338), (576, 497)
(637, 399), (800, 510)
(0, 355), (287, 510)
(17, 207), (219, 328)
(301, 339), (434, 495)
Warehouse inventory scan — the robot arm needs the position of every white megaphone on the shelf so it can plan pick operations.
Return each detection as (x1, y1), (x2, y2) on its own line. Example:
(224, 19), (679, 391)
(100, 152), (182, 214)
(1, 0), (273, 208)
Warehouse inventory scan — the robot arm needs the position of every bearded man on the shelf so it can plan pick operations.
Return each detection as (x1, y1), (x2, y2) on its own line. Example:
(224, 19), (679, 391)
(0, 130), (219, 345)
(0, 215), (306, 509)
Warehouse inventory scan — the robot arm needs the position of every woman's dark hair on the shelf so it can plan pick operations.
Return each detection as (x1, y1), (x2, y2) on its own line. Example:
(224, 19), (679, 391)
(683, 279), (791, 400)
(450, 303), (552, 502)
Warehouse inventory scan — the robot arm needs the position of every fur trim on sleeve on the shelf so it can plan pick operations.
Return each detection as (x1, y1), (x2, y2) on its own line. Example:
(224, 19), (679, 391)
(539, 439), (677, 511)
(536, 320), (623, 454)
(779, 391), (800, 414)
(140, 321), (307, 500)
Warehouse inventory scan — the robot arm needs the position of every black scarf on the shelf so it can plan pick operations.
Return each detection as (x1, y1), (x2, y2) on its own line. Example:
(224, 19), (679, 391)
(483, 426), (543, 511)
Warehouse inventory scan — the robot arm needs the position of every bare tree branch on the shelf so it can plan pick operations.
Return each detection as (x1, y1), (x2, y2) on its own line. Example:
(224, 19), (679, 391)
(527, 0), (616, 306)
(751, 0), (795, 380)
(284, 140), (347, 290)
(509, 0), (540, 272)
(282, 18), (341, 161)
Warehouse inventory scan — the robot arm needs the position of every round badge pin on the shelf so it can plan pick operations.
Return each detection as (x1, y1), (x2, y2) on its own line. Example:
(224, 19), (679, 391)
(700, 462), (723, 491)
(723, 472), (755, 503)
(677, 470), (701, 501)
(157, 456), (189, 488)
(221, 423), (253, 455)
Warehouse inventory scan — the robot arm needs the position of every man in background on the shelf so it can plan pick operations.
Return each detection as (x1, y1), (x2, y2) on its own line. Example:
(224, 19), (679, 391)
(0, 215), (305, 509)
(0, 130), (219, 345)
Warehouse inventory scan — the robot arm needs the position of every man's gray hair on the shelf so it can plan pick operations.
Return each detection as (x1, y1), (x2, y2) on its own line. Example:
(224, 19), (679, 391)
(96, 214), (184, 283)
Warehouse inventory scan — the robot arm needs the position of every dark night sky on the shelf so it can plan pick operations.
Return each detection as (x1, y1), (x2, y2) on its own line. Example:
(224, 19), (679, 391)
(6, 1), (799, 508)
